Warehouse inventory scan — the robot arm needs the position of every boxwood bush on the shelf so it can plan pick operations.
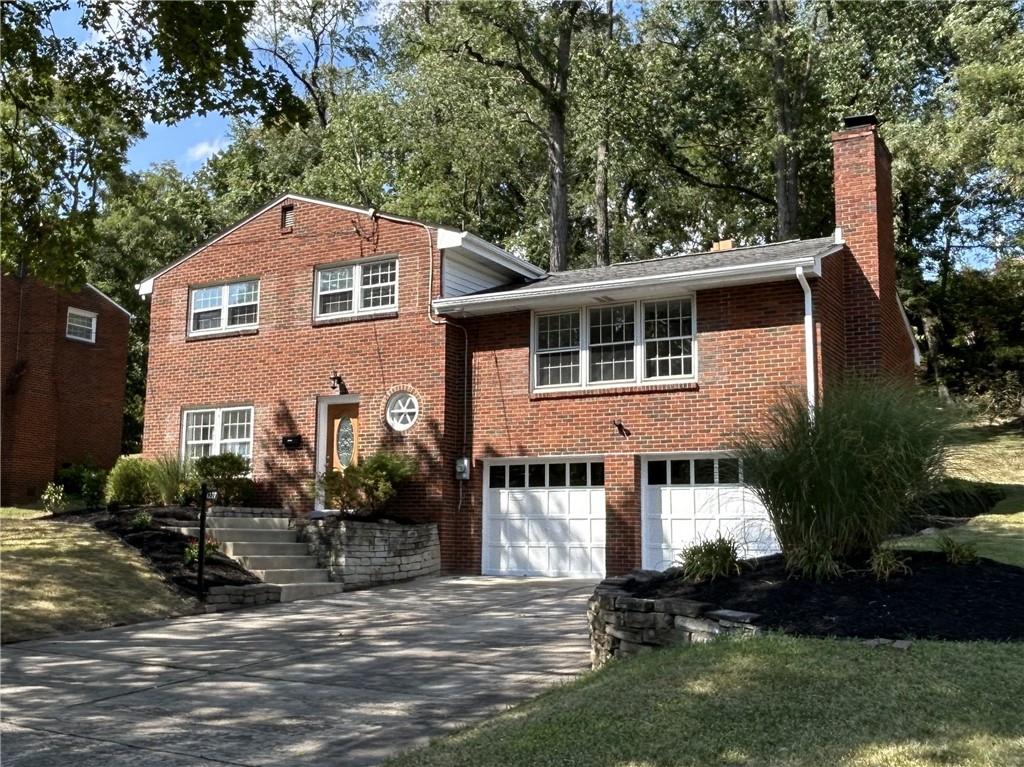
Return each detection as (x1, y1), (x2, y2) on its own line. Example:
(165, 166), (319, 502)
(735, 380), (950, 580)
(105, 456), (157, 506)
(192, 453), (256, 506)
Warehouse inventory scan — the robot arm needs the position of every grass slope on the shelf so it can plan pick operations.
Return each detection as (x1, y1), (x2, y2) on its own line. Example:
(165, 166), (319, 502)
(1, 510), (197, 643)
(387, 635), (1024, 767)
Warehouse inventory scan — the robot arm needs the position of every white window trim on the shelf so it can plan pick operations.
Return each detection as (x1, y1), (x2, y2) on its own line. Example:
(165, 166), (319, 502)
(641, 452), (744, 488)
(66, 307), (97, 343)
(180, 405), (255, 464)
(188, 280), (260, 337)
(314, 257), (399, 320)
(530, 295), (697, 393)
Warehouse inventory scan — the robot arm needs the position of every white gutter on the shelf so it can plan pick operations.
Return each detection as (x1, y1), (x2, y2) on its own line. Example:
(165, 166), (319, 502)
(795, 266), (816, 419)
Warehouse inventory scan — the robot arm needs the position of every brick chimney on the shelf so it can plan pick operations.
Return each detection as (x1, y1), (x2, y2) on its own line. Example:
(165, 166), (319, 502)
(831, 114), (911, 377)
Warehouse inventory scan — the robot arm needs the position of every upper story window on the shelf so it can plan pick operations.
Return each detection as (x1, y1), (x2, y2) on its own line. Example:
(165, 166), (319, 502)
(189, 280), (260, 336)
(315, 258), (398, 320)
(66, 307), (97, 343)
(182, 406), (254, 461)
(532, 296), (695, 392)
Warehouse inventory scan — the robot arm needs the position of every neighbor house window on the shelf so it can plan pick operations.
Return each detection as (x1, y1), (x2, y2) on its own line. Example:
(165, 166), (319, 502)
(66, 308), (97, 343)
(189, 280), (260, 336)
(314, 258), (398, 319)
(532, 297), (695, 390)
(182, 406), (253, 461)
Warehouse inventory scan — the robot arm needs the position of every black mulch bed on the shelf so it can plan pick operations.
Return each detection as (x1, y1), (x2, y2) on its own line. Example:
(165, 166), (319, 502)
(630, 552), (1024, 642)
(79, 508), (261, 597)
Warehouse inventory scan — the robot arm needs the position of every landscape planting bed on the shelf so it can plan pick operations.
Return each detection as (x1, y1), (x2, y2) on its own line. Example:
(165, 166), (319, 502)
(629, 552), (1024, 641)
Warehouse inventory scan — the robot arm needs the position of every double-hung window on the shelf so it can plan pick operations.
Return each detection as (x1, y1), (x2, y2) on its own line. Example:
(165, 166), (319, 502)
(182, 406), (254, 461)
(533, 296), (695, 391)
(314, 258), (398, 319)
(189, 280), (259, 335)
(66, 308), (97, 343)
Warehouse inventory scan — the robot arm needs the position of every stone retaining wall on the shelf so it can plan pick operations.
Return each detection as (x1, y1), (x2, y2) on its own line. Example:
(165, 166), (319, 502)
(209, 506), (295, 518)
(204, 583), (282, 613)
(588, 573), (761, 668)
(300, 518), (440, 590)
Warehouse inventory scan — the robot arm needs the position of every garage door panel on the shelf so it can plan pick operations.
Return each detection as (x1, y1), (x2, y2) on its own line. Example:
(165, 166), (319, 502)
(547, 490), (569, 517)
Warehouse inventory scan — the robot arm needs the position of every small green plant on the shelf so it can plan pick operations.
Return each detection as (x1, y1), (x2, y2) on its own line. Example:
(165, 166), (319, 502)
(937, 534), (978, 565)
(41, 482), (68, 515)
(105, 456), (157, 505)
(314, 451), (417, 516)
(129, 510), (153, 531)
(151, 454), (194, 506)
(192, 453), (256, 506)
(869, 548), (912, 581)
(678, 535), (741, 581)
(183, 535), (220, 567)
(80, 468), (107, 509)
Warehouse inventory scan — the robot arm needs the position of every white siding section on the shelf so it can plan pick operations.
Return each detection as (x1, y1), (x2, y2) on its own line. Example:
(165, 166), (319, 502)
(442, 251), (513, 297)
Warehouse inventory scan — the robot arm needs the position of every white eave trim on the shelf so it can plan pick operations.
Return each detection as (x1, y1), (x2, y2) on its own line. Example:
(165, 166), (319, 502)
(86, 283), (133, 318)
(436, 229), (546, 280)
(897, 298), (923, 367)
(433, 253), (832, 316)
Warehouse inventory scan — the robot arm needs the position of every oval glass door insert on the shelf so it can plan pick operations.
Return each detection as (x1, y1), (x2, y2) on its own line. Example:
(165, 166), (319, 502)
(336, 417), (355, 468)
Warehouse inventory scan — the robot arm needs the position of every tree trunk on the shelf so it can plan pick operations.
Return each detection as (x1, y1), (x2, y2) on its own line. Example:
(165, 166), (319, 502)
(769, 0), (799, 241)
(594, 0), (612, 266)
(548, 107), (570, 272)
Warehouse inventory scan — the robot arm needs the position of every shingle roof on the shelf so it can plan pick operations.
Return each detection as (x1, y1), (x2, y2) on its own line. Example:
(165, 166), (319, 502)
(487, 236), (839, 296)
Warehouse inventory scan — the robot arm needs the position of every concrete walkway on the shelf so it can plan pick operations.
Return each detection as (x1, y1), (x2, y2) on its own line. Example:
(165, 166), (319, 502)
(1, 577), (596, 766)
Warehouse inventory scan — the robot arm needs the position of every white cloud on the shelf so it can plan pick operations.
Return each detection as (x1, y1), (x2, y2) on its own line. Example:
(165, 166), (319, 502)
(185, 136), (230, 164)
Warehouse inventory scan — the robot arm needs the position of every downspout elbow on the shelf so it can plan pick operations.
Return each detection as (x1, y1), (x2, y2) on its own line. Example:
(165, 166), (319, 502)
(795, 266), (816, 419)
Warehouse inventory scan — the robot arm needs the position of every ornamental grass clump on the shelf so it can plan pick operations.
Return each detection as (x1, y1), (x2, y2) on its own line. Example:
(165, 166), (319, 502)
(735, 380), (950, 580)
(678, 535), (742, 581)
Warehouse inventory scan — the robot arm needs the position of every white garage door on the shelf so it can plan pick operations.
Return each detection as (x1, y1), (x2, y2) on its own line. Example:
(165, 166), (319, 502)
(483, 458), (606, 577)
(642, 454), (779, 570)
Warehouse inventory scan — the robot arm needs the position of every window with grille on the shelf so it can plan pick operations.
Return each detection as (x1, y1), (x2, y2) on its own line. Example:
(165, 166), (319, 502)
(315, 258), (398, 319)
(535, 311), (580, 387)
(182, 407), (253, 463)
(66, 308), (97, 343)
(188, 280), (259, 335)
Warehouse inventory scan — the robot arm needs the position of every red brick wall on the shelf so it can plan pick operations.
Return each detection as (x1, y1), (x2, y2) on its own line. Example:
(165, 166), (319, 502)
(1, 275), (129, 504)
(142, 199), (467, 567)
(831, 125), (916, 379)
(814, 249), (847, 395)
(463, 281), (808, 575)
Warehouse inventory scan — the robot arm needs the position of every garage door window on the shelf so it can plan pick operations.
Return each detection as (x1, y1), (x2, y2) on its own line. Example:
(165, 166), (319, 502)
(489, 460), (605, 489)
(648, 456), (741, 486)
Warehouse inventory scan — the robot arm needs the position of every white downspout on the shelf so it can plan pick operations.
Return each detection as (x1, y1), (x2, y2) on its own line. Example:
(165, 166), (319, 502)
(795, 266), (816, 420)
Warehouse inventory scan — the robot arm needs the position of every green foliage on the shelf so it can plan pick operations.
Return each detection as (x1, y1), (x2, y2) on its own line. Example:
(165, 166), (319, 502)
(869, 549), (912, 582)
(678, 535), (741, 582)
(150, 454), (194, 507)
(80, 469), (107, 509)
(315, 451), (417, 516)
(183, 535), (220, 568)
(917, 478), (1004, 520)
(735, 381), (951, 580)
(41, 483), (67, 515)
(129, 510), (153, 531)
(937, 534), (979, 565)
(104, 456), (156, 506)
(192, 453), (256, 507)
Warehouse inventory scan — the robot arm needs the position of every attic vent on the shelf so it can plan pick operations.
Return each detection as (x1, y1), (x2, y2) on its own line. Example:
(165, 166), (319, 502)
(710, 239), (733, 252)
(281, 204), (295, 230)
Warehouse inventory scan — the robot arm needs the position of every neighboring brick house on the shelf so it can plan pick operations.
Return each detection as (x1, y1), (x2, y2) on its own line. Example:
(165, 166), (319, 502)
(138, 115), (919, 577)
(1, 274), (131, 504)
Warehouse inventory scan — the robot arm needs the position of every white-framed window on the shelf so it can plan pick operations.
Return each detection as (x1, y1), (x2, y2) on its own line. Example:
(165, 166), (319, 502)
(532, 296), (696, 391)
(182, 406), (254, 461)
(314, 258), (398, 320)
(66, 307), (97, 343)
(188, 280), (260, 336)
(385, 391), (419, 431)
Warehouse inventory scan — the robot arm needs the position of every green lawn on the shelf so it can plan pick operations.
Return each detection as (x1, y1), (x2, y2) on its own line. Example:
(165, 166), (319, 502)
(387, 635), (1024, 767)
(1, 509), (197, 643)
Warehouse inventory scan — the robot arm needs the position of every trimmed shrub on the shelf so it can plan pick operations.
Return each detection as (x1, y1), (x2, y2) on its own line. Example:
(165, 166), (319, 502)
(735, 380), (950, 580)
(193, 453), (256, 506)
(315, 451), (416, 516)
(105, 456), (157, 505)
(678, 535), (741, 581)
(41, 482), (67, 515)
(151, 454), (194, 506)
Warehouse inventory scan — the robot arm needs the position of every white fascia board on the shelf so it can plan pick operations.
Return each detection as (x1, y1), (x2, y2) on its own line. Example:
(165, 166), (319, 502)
(436, 229), (546, 280)
(432, 256), (823, 316)
(86, 283), (134, 318)
(897, 298), (923, 367)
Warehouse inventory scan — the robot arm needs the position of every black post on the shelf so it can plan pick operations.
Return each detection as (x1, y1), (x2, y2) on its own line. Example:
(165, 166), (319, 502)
(198, 482), (207, 600)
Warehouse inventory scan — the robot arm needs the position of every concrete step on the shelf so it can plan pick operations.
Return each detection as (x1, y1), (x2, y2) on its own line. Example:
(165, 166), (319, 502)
(236, 554), (320, 571)
(221, 541), (309, 557)
(252, 568), (329, 584)
(278, 582), (345, 602)
(170, 526), (298, 543)
(205, 516), (294, 530)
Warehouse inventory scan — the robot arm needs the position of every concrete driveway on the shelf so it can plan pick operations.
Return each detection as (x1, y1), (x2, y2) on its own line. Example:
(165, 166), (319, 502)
(1, 577), (595, 766)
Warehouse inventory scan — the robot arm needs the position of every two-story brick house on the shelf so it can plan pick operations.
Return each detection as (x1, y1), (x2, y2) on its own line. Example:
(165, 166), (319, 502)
(139, 116), (918, 578)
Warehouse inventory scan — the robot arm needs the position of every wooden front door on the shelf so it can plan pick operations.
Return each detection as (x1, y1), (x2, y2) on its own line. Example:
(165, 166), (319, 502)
(325, 404), (359, 471)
